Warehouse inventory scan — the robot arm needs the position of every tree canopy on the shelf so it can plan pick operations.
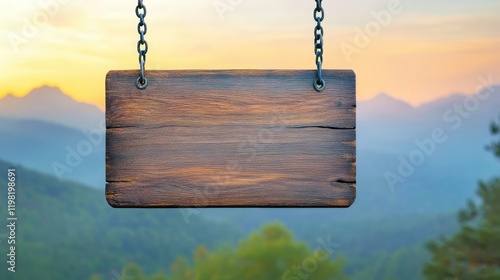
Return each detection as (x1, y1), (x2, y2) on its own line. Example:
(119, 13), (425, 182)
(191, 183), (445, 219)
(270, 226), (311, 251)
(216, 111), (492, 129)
(91, 223), (347, 280)
(424, 118), (500, 279)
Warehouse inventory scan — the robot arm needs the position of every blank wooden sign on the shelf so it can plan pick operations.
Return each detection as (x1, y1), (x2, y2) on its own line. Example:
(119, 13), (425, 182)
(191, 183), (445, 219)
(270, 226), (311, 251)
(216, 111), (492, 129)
(106, 70), (356, 207)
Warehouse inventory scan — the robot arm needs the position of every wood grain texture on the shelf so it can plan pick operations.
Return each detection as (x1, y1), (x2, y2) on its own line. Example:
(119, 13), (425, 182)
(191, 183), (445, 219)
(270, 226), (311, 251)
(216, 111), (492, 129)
(106, 70), (356, 207)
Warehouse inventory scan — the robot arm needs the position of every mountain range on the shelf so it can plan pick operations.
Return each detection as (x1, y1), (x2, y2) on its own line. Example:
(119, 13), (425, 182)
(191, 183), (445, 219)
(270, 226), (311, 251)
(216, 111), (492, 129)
(0, 85), (499, 280)
(0, 85), (499, 217)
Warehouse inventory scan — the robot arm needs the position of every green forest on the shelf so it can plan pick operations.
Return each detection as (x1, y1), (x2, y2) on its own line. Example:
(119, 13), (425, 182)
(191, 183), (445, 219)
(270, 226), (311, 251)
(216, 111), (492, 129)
(90, 222), (348, 280)
(0, 118), (499, 280)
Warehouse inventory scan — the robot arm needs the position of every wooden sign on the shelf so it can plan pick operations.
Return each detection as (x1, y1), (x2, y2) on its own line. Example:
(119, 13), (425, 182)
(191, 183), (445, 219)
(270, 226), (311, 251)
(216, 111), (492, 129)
(106, 70), (356, 207)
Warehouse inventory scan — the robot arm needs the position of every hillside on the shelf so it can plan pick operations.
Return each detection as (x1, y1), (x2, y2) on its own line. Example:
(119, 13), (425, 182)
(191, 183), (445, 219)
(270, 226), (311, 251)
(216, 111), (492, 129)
(0, 159), (464, 280)
(0, 117), (104, 188)
(0, 160), (242, 280)
(2, 85), (499, 216)
(0, 84), (499, 279)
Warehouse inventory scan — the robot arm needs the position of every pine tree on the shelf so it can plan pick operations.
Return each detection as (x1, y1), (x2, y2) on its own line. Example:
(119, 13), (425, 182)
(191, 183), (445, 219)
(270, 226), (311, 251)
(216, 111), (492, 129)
(424, 118), (500, 279)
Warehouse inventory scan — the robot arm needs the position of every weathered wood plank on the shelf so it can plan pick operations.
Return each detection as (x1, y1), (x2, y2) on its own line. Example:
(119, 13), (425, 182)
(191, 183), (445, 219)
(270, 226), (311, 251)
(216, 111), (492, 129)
(106, 70), (356, 207)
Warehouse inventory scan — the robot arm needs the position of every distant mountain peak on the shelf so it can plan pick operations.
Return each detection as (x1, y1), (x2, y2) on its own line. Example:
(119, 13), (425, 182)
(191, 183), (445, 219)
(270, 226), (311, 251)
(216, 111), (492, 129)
(29, 85), (62, 93)
(373, 92), (392, 99)
(0, 86), (103, 131)
(3, 93), (16, 100)
(417, 84), (500, 113)
(368, 93), (414, 108)
(357, 93), (414, 120)
(32, 85), (59, 91)
(360, 93), (413, 110)
(25, 85), (72, 101)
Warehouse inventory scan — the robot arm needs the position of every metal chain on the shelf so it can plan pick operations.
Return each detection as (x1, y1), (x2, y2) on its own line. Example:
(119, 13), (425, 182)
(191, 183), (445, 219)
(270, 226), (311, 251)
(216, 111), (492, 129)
(314, 0), (325, 92)
(133, 0), (324, 91)
(136, 0), (148, 89)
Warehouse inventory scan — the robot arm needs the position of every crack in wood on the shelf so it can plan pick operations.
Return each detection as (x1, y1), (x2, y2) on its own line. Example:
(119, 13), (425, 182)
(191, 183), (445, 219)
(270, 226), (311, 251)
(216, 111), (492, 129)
(107, 125), (139, 129)
(107, 125), (193, 129)
(334, 179), (357, 184)
(105, 70), (356, 207)
(287, 126), (356, 130)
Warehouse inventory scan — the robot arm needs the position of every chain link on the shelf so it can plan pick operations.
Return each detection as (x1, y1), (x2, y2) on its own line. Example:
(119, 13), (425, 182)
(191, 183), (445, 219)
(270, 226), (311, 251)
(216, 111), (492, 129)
(136, 0), (148, 89)
(313, 0), (325, 92)
(133, 0), (325, 91)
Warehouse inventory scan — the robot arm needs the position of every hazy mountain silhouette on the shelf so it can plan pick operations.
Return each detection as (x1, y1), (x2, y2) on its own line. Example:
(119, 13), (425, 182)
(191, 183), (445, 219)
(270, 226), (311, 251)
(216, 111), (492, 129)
(0, 117), (104, 188)
(0, 86), (104, 131)
(358, 92), (415, 120)
(0, 85), (499, 217)
(1, 85), (498, 280)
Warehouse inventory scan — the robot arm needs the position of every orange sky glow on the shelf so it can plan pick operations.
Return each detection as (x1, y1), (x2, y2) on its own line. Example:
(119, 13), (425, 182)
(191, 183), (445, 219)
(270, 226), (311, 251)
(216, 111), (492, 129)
(1, 0), (499, 110)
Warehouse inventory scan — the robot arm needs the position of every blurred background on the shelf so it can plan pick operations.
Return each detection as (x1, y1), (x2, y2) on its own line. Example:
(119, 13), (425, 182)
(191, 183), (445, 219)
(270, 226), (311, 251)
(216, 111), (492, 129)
(0, 0), (499, 279)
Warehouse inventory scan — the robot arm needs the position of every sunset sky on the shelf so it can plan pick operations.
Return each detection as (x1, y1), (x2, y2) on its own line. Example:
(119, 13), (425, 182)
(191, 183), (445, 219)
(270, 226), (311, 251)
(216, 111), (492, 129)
(1, 0), (499, 110)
